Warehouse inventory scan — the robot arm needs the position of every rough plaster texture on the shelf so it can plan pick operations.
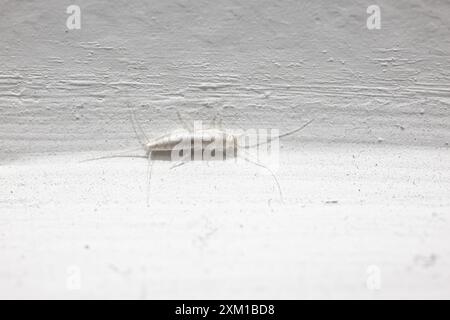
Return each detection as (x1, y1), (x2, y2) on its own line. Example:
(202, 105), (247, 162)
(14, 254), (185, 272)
(0, 0), (449, 299)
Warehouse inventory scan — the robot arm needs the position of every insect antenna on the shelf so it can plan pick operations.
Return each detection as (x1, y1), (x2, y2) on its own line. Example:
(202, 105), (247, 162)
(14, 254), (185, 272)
(241, 118), (314, 149)
(80, 106), (150, 162)
(80, 106), (157, 206)
(130, 107), (150, 147)
(80, 153), (147, 163)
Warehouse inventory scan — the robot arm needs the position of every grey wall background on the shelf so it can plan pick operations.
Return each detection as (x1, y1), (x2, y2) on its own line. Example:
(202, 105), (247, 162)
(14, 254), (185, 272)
(1, 0), (449, 160)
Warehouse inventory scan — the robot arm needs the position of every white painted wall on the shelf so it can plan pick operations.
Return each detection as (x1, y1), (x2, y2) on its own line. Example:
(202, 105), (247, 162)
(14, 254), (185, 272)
(0, 0), (449, 299)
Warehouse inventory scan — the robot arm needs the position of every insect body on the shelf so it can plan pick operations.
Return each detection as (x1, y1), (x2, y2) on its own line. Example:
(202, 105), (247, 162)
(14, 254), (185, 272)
(145, 128), (238, 161)
(84, 109), (314, 205)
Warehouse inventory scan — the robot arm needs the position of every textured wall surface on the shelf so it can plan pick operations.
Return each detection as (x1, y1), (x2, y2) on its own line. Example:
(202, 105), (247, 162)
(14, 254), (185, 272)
(1, 0), (450, 159)
(0, 0), (449, 299)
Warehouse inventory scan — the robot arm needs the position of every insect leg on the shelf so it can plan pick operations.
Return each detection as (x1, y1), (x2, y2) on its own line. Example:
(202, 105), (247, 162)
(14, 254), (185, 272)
(176, 111), (193, 132)
(170, 161), (188, 170)
(239, 149), (283, 202)
(169, 150), (193, 170)
(146, 151), (154, 206)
